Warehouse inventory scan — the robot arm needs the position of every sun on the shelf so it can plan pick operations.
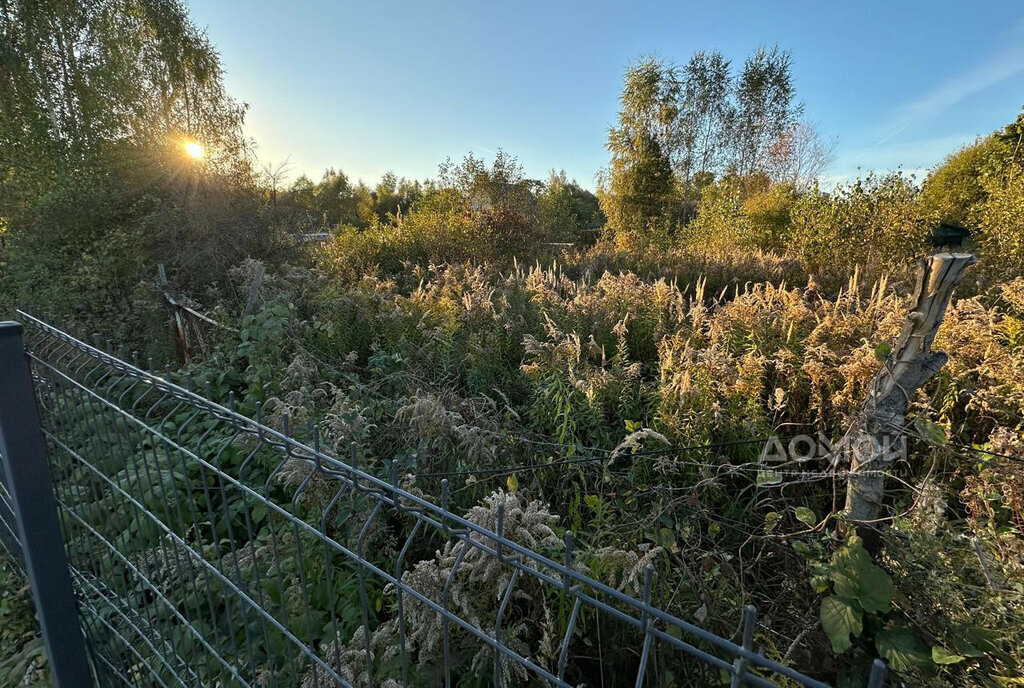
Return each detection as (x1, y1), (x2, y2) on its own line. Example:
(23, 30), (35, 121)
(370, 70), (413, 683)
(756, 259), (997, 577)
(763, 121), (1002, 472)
(183, 141), (205, 159)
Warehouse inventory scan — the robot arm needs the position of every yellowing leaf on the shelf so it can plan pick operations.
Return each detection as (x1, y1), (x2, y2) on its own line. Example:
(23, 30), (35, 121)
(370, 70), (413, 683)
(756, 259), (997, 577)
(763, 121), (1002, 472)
(506, 474), (519, 492)
(932, 646), (966, 665)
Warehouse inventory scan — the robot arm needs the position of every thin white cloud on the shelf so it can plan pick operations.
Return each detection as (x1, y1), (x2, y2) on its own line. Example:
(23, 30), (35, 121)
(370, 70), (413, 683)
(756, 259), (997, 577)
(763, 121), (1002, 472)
(851, 134), (980, 164)
(468, 144), (499, 157)
(826, 133), (980, 187)
(875, 16), (1024, 144)
(872, 122), (909, 148)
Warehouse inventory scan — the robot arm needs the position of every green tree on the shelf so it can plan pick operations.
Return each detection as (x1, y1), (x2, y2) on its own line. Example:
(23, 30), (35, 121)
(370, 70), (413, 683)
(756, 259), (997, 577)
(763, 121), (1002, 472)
(356, 172), (424, 227)
(284, 169), (362, 228)
(600, 56), (681, 244)
(919, 109), (1022, 229)
(0, 0), (247, 200)
(536, 171), (604, 243)
(0, 0), (273, 346)
(362, 151), (542, 262)
(730, 47), (803, 177)
(790, 173), (925, 279)
(916, 107), (1024, 283)
(681, 50), (733, 185)
(600, 48), (813, 244)
(600, 129), (676, 247)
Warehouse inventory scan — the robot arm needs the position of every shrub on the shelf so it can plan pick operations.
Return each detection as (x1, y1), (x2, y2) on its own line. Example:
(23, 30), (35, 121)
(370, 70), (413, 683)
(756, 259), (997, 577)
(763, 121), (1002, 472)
(789, 173), (927, 282)
(971, 172), (1024, 285)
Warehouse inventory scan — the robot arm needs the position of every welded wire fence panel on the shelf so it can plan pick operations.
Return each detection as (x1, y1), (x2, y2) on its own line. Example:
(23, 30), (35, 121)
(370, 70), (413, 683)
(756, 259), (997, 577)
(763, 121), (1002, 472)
(0, 476), (24, 571)
(16, 310), (869, 688)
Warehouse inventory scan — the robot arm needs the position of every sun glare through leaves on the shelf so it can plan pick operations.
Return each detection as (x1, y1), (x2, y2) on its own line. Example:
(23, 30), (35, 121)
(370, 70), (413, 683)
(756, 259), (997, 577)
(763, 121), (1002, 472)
(183, 141), (204, 159)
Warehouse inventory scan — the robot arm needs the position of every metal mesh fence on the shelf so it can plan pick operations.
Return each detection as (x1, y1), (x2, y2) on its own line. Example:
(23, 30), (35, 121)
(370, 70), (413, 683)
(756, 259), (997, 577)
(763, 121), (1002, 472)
(1, 311), (885, 687)
(0, 477), (25, 572)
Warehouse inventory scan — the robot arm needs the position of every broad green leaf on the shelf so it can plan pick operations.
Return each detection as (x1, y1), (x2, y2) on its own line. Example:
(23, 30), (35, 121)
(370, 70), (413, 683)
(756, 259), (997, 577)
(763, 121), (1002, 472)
(250, 502), (267, 524)
(795, 506), (817, 527)
(820, 595), (862, 654)
(931, 646), (965, 665)
(873, 342), (893, 362)
(950, 625), (997, 657)
(914, 418), (947, 446)
(764, 511), (781, 533)
(831, 539), (894, 614)
(876, 628), (932, 671)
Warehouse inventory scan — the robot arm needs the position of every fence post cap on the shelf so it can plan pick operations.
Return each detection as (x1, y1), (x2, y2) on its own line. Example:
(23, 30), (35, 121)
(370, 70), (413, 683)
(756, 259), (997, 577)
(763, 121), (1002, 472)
(0, 322), (24, 337)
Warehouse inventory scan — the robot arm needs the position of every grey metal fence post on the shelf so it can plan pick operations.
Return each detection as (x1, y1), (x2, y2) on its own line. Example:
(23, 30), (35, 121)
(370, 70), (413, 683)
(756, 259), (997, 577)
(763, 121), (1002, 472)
(0, 322), (92, 688)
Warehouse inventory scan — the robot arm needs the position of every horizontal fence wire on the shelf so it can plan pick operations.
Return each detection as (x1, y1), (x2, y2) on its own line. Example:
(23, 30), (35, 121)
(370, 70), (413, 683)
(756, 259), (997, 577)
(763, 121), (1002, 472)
(17, 309), (843, 688)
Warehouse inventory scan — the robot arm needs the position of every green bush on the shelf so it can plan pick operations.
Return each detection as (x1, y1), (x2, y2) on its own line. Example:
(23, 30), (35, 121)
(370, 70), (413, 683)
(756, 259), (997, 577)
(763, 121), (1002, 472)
(789, 173), (927, 281)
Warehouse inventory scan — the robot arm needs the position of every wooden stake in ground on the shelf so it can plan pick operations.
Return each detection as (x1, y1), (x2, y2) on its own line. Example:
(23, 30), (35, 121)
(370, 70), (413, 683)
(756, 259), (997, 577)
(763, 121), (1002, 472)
(842, 252), (975, 538)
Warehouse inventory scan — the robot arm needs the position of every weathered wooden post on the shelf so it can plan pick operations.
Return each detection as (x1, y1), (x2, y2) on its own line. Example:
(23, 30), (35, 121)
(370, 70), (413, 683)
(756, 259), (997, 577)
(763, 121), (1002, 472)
(841, 252), (975, 546)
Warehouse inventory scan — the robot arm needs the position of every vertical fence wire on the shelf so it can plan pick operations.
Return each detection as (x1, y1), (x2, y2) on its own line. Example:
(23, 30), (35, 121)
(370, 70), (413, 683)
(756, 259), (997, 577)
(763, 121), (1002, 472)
(8, 310), (875, 688)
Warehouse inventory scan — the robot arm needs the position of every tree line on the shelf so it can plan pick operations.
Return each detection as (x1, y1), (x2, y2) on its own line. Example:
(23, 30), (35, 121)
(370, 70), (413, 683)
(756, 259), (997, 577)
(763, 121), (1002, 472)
(2, 0), (1022, 338)
(599, 48), (833, 244)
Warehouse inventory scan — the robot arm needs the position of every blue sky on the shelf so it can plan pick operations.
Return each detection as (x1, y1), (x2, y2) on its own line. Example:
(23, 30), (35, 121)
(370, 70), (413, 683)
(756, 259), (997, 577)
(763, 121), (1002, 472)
(186, 1), (1024, 189)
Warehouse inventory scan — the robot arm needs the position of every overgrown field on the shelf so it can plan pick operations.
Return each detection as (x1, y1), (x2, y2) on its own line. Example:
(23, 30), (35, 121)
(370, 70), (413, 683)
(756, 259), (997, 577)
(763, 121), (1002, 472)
(2, 5), (1024, 682)
(99, 246), (1015, 687)
(0, 553), (47, 687)
(5, 141), (1024, 684)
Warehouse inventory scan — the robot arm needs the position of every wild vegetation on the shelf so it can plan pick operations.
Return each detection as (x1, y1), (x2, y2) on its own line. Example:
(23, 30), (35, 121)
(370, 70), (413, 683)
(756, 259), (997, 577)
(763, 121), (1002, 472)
(0, 553), (47, 686)
(2, 1), (1024, 686)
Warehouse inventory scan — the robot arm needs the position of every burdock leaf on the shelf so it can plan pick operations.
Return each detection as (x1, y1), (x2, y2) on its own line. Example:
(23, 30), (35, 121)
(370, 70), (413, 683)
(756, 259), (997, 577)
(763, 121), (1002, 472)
(821, 596), (862, 654)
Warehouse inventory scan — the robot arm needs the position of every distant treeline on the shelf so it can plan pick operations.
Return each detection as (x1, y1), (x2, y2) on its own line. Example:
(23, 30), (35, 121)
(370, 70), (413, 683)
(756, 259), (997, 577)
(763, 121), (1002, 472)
(2, 0), (1023, 345)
